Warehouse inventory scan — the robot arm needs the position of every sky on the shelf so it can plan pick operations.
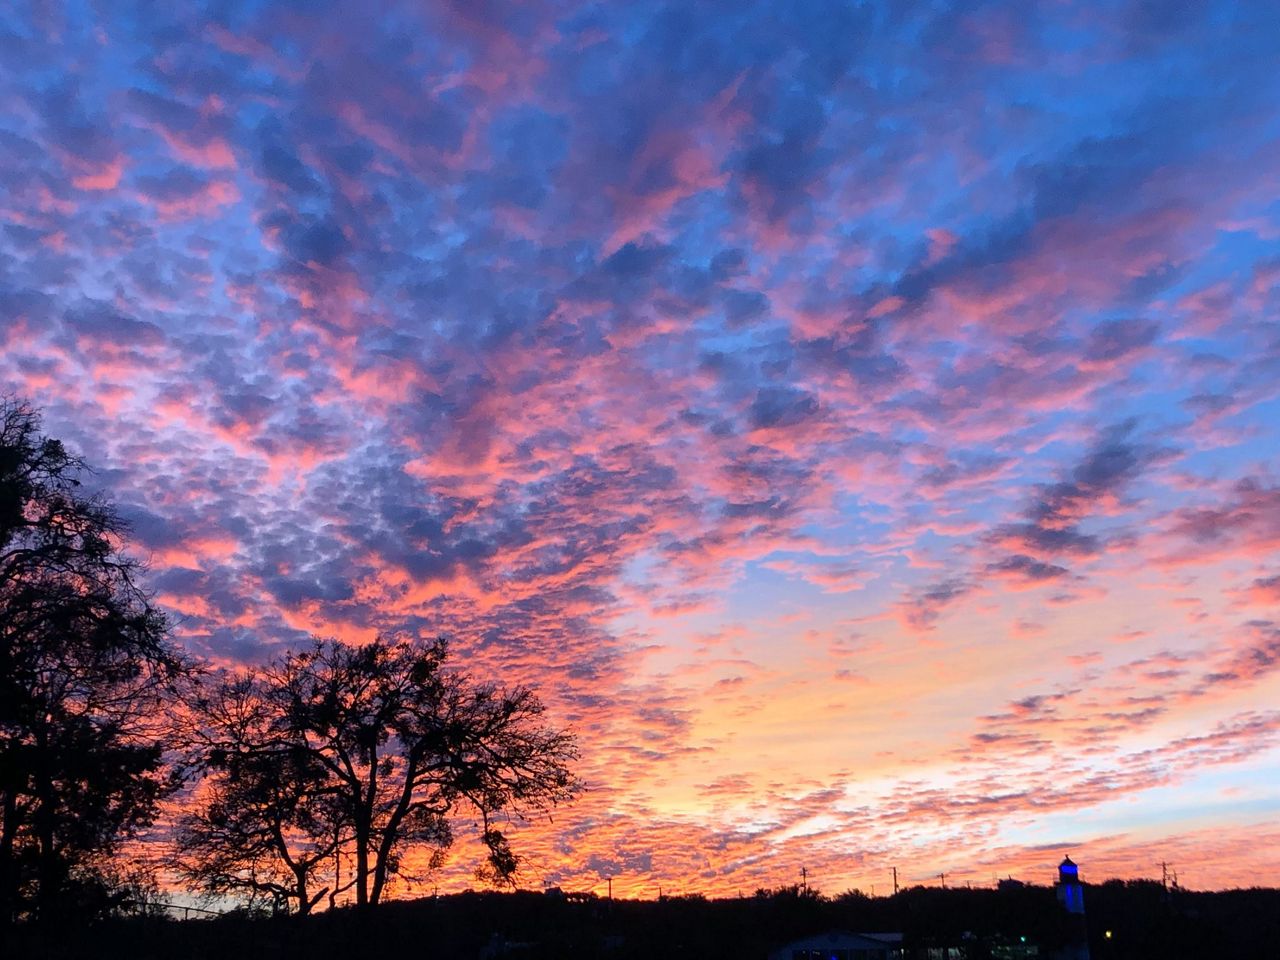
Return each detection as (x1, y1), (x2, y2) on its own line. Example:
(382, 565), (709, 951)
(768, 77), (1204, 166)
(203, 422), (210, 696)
(3, 0), (1280, 899)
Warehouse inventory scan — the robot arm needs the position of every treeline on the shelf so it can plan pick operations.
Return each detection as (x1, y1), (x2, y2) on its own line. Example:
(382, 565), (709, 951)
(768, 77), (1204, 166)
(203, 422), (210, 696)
(0, 397), (578, 928)
(7, 882), (1280, 960)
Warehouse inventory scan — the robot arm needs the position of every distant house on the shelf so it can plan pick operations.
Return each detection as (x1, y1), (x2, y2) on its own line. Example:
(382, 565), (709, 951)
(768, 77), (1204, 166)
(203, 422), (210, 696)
(768, 930), (905, 960)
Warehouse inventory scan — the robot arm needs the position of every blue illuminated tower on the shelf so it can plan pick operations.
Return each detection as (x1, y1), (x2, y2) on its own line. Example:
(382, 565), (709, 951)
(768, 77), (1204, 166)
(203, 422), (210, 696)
(1054, 856), (1090, 960)
(1056, 856), (1084, 914)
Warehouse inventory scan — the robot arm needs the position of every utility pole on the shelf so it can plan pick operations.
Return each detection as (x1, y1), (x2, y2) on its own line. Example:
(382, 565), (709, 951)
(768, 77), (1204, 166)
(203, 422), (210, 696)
(801, 866), (808, 894)
(892, 867), (899, 896)
(939, 873), (946, 889)
(607, 876), (612, 900)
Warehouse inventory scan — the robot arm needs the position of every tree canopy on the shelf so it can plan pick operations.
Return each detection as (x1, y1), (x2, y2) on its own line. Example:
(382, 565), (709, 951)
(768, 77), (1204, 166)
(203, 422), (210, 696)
(176, 635), (578, 912)
(0, 397), (188, 924)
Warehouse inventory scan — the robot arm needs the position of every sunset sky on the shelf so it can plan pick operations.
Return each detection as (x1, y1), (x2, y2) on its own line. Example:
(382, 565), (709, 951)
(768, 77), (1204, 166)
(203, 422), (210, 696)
(3, 0), (1279, 898)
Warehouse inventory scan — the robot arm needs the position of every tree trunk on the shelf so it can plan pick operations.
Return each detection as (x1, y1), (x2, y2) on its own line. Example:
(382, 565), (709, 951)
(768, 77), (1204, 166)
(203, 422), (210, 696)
(357, 744), (378, 907)
(294, 867), (311, 916)
(33, 727), (57, 923)
(354, 820), (369, 908)
(0, 785), (17, 925)
(370, 849), (386, 906)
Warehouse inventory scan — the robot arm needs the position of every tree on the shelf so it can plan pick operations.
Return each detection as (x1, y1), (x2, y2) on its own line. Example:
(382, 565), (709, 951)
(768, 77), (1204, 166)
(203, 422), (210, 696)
(177, 636), (578, 911)
(0, 397), (187, 924)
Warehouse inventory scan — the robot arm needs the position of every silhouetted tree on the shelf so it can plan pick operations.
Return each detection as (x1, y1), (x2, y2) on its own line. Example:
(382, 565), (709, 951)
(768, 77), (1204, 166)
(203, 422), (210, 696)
(0, 397), (187, 924)
(171, 674), (349, 915)
(178, 636), (578, 910)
